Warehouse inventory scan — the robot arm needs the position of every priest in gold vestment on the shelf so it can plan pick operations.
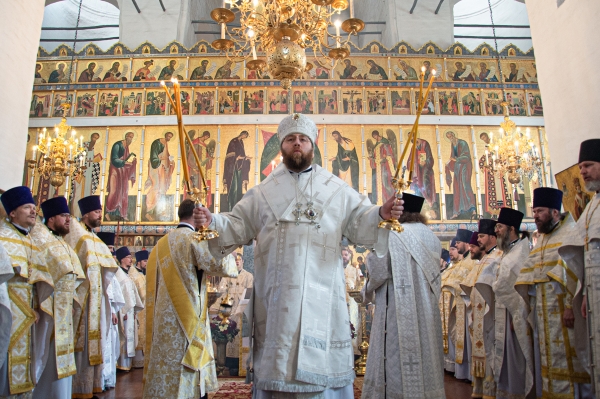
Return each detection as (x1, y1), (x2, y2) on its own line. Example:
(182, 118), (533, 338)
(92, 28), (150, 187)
(143, 200), (237, 399)
(515, 188), (592, 398)
(559, 139), (600, 395)
(130, 250), (147, 369)
(460, 219), (501, 398)
(444, 228), (476, 381)
(0, 187), (54, 398)
(65, 195), (118, 398)
(31, 197), (86, 399)
(440, 240), (461, 373)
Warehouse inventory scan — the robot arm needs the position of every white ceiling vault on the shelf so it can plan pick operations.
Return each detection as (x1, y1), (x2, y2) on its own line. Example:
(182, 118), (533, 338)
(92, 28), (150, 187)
(40, 0), (531, 53)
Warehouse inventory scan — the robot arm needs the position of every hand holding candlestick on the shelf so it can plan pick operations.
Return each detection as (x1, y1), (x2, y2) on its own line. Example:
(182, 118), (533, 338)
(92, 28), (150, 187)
(378, 67), (436, 233)
(161, 78), (219, 241)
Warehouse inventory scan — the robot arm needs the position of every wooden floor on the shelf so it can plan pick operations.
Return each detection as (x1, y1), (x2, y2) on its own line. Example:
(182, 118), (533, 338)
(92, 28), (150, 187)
(97, 369), (473, 398)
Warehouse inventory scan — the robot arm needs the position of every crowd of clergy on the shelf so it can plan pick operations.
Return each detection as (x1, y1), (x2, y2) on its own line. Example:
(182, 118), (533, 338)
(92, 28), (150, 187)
(0, 131), (598, 399)
(0, 192), (148, 399)
(440, 139), (600, 399)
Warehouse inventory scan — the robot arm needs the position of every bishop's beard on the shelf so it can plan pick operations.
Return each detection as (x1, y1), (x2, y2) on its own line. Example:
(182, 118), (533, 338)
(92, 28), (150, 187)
(282, 147), (314, 172)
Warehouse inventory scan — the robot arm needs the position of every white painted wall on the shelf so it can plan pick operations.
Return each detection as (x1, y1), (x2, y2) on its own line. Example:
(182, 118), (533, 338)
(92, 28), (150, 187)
(117, 0), (195, 50)
(525, 0), (600, 174)
(0, 0), (46, 191)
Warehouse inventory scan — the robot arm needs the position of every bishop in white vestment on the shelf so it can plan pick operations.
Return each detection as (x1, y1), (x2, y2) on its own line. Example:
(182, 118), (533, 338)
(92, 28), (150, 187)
(559, 139), (600, 395)
(102, 275), (124, 389)
(197, 113), (403, 398)
(362, 194), (445, 399)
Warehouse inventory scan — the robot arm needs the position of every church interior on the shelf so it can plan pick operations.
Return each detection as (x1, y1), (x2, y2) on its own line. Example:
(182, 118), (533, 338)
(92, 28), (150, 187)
(0, 0), (598, 398)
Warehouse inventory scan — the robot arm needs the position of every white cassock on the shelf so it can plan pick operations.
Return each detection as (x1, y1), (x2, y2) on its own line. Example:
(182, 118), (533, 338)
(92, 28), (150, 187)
(116, 268), (143, 371)
(362, 224), (445, 399)
(102, 276), (125, 389)
(208, 163), (389, 397)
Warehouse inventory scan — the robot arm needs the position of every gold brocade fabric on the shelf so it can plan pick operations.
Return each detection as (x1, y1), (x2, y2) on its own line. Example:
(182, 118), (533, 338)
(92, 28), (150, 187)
(29, 222), (87, 380)
(440, 265), (457, 355)
(461, 249), (502, 380)
(128, 267), (146, 352)
(143, 228), (237, 399)
(515, 215), (590, 396)
(64, 220), (117, 366)
(0, 221), (52, 395)
(449, 256), (476, 365)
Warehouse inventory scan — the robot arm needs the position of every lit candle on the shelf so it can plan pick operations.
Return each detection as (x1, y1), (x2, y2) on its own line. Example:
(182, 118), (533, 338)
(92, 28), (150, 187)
(80, 135), (83, 148)
(221, 23), (225, 39)
(334, 20), (342, 48)
(47, 136), (51, 148)
(252, 44), (257, 60)
(222, 0), (226, 7)
(514, 140), (519, 156)
(349, 0), (354, 18)
(489, 132), (493, 141)
(525, 128), (530, 138)
(485, 148), (489, 160)
(69, 145), (72, 159)
(32, 145), (37, 160)
(252, 0), (259, 8)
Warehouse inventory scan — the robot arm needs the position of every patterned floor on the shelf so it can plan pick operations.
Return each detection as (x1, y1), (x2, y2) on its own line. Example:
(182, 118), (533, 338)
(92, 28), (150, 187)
(98, 369), (471, 398)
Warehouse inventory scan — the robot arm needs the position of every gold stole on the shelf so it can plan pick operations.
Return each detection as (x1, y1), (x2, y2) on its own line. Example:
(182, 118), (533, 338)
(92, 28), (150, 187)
(455, 296), (466, 364)
(144, 236), (212, 375)
(7, 277), (35, 394)
(54, 274), (78, 379)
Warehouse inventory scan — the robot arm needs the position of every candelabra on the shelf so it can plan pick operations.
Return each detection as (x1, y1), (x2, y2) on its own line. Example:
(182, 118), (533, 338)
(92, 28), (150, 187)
(378, 67), (436, 232)
(210, 0), (364, 89)
(28, 104), (86, 194)
(481, 102), (542, 185)
(348, 278), (369, 376)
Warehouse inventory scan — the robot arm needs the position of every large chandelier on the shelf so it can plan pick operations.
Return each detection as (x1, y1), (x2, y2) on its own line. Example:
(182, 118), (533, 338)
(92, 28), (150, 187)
(210, 0), (364, 89)
(28, 104), (87, 190)
(481, 103), (542, 184)
(480, 0), (541, 186)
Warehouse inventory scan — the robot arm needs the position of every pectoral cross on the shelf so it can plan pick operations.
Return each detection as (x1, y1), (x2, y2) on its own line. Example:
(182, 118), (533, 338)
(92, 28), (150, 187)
(312, 235), (337, 260)
(293, 203), (303, 225)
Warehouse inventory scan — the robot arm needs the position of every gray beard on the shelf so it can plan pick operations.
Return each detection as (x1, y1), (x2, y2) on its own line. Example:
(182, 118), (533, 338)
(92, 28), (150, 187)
(585, 180), (600, 192)
(497, 230), (511, 252)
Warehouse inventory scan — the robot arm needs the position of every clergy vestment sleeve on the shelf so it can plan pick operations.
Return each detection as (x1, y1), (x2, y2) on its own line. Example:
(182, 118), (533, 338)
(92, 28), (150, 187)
(192, 238), (238, 278)
(341, 185), (390, 256)
(363, 252), (391, 304)
(208, 187), (261, 258)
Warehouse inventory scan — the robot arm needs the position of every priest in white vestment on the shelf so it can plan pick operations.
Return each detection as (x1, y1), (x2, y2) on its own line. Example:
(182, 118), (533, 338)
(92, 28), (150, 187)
(96, 232), (124, 391)
(362, 193), (445, 399)
(65, 195), (118, 398)
(129, 250), (148, 369)
(559, 139), (600, 395)
(0, 242), (15, 371)
(31, 198), (87, 399)
(515, 188), (591, 398)
(143, 200), (238, 399)
(343, 247), (362, 357)
(196, 113), (403, 398)
(216, 251), (253, 376)
(476, 207), (532, 399)
(115, 246), (143, 371)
